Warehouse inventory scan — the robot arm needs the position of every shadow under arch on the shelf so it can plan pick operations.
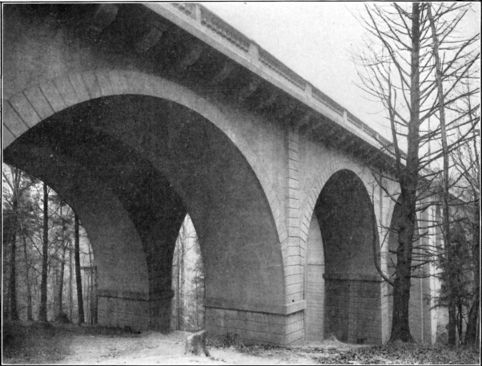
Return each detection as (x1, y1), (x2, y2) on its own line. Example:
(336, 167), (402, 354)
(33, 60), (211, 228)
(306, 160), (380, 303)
(3, 93), (285, 334)
(305, 169), (383, 344)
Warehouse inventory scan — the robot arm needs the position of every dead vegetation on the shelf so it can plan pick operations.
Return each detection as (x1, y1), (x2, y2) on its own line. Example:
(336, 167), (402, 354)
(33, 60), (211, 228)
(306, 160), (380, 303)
(2, 322), (480, 365)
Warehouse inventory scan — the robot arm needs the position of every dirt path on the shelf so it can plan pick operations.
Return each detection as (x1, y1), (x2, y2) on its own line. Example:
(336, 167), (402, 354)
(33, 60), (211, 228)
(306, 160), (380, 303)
(4, 322), (361, 365)
(5, 323), (478, 365)
(56, 331), (319, 365)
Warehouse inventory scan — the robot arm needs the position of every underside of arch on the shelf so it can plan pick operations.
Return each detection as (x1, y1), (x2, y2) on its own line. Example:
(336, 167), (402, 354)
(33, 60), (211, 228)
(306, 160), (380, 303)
(3, 94), (285, 333)
(306, 169), (383, 344)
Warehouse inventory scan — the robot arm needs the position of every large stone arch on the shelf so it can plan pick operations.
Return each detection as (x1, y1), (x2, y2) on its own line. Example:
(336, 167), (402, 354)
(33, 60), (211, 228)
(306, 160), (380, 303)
(3, 71), (286, 341)
(3, 69), (286, 244)
(5, 143), (154, 328)
(303, 169), (383, 344)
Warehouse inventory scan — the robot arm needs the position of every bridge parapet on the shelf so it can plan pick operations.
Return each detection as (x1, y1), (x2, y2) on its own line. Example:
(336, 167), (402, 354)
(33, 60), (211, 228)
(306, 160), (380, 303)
(160, 2), (395, 158)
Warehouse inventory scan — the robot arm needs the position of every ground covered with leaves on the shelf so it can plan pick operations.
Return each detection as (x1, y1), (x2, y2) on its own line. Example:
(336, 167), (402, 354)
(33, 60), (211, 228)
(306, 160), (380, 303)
(2, 321), (480, 365)
(285, 342), (479, 364)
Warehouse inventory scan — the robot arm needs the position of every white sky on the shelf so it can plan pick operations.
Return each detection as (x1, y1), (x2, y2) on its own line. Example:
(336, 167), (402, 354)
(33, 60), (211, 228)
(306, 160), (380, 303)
(203, 2), (481, 140)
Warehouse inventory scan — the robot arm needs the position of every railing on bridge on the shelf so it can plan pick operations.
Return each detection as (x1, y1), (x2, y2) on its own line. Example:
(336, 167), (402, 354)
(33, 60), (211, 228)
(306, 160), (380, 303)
(258, 48), (306, 91)
(199, 6), (251, 53)
(170, 2), (397, 155)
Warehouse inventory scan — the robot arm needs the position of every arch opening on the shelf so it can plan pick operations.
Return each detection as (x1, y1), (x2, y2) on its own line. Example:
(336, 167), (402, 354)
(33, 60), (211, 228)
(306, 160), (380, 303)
(171, 214), (205, 332)
(3, 93), (284, 334)
(305, 169), (382, 344)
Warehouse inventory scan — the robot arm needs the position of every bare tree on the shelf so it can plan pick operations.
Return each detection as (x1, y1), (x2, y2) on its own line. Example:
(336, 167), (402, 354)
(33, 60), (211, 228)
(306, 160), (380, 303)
(75, 214), (85, 324)
(5, 173), (20, 321)
(176, 222), (185, 330)
(57, 239), (67, 317)
(426, 3), (480, 345)
(20, 224), (34, 321)
(38, 183), (49, 322)
(357, 2), (479, 342)
(2, 166), (36, 321)
(449, 87), (480, 345)
(69, 239), (73, 321)
(2, 164), (94, 326)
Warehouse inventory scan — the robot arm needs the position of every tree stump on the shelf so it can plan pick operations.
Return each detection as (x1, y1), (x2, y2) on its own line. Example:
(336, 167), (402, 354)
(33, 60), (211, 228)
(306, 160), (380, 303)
(185, 330), (210, 356)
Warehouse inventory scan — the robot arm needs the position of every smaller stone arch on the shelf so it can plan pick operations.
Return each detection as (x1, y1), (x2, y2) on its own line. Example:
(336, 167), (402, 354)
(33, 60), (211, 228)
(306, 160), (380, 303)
(299, 160), (377, 254)
(304, 168), (383, 344)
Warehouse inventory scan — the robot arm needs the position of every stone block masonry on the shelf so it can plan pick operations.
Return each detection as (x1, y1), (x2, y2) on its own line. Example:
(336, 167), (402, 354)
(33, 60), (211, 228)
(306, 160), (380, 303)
(205, 307), (305, 345)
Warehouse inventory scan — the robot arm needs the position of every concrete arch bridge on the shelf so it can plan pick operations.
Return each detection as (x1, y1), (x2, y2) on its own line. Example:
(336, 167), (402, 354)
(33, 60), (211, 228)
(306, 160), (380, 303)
(2, 3), (438, 345)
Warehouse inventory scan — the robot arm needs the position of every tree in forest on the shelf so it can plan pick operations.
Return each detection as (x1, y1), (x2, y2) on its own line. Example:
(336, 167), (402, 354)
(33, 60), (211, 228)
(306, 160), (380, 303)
(47, 195), (75, 321)
(444, 89), (480, 345)
(426, 3), (480, 345)
(2, 165), (37, 320)
(38, 183), (50, 322)
(3, 163), (94, 325)
(17, 191), (40, 321)
(357, 2), (479, 343)
(75, 214), (85, 324)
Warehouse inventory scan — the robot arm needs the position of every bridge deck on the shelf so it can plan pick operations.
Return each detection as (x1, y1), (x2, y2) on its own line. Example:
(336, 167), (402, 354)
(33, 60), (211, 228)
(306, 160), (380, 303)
(146, 3), (394, 156)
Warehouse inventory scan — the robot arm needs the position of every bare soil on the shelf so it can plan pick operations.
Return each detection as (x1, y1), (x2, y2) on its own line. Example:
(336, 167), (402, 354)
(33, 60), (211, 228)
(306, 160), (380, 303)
(2, 322), (479, 365)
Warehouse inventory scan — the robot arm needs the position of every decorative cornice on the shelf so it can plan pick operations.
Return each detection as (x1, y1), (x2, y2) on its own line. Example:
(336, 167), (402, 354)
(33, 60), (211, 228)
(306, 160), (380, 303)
(154, 2), (396, 157)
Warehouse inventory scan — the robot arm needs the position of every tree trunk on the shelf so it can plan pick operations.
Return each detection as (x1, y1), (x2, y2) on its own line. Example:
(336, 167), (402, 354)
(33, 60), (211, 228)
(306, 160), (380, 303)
(22, 231), (33, 321)
(69, 242), (73, 321)
(57, 206), (67, 316)
(427, 4), (455, 345)
(58, 243), (66, 316)
(9, 196), (19, 321)
(53, 256), (59, 317)
(195, 273), (199, 330)
(390, 195), (416, 342)
(177, 242), (182, 330)
(93, 266), (98, 324)
(39, 183), (49, 322)
(465, 297), (479, 344)
(74, 214), (84, 324)
(178, 227), (185, 330)
(389, 2), (421, 343)
(88, 245), (94, 324)
(457, 300), (464, 342)
(465, 209), (480, 344)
